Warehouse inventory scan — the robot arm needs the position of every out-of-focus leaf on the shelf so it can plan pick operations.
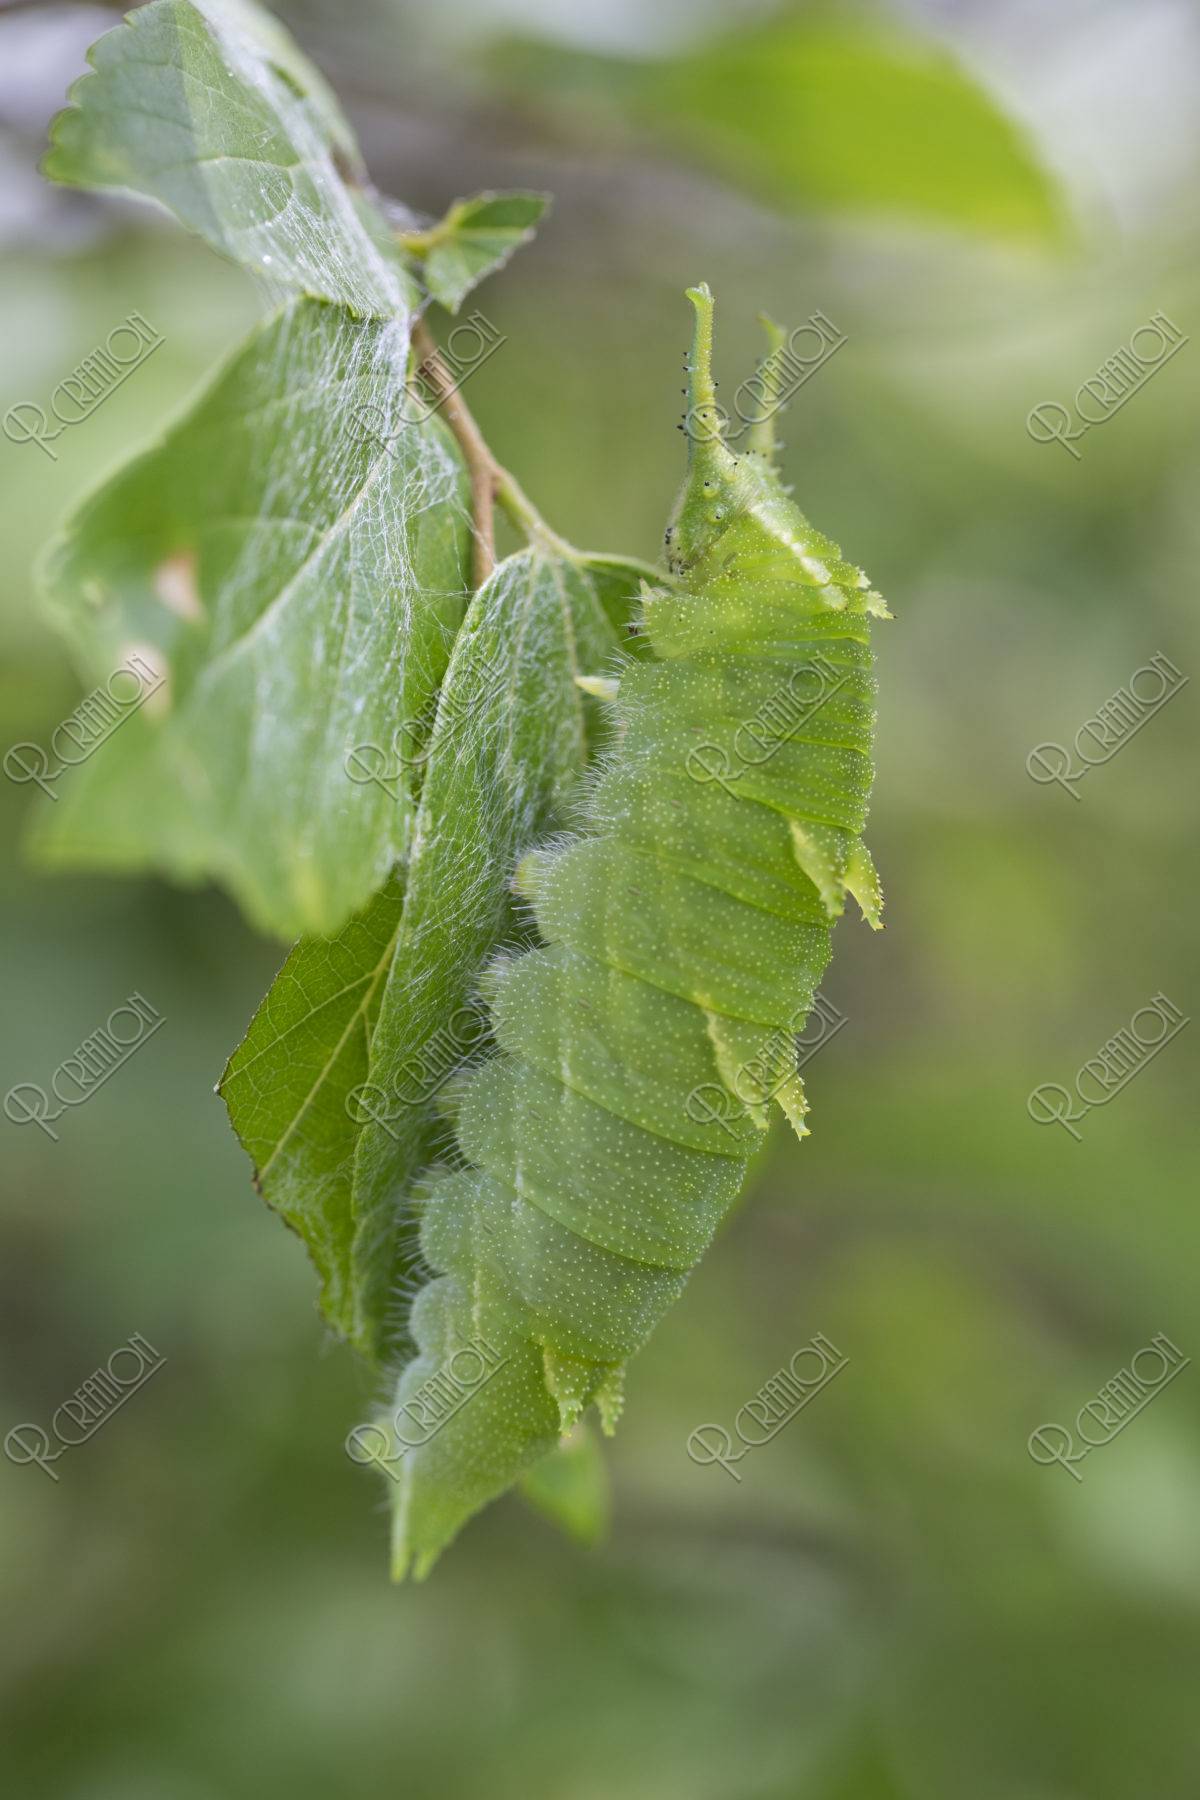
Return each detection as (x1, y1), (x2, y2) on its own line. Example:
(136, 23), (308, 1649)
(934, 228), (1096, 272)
(44, 0), (414, 316)
(33, 297), (471, 939)
(219, 875), (405, 1338)
(402, 191), (549, 312)
(495, 20), (1065, 245)
(349, 546), (649, 1364)
(518, 1421), (611, 1548)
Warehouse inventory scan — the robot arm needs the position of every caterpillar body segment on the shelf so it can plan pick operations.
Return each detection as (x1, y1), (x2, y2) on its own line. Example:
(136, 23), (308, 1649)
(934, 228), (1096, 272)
(385, 285), (884, 1576)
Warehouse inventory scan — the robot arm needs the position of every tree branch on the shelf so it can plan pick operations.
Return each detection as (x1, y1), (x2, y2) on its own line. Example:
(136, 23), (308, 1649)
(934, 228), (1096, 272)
(411, 316), (573, 586)
(412, 317), (496, 587)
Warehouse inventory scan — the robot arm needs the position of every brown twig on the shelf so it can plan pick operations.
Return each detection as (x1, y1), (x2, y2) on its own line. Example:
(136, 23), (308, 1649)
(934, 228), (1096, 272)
(412, 317), (497, 587)
(411, 317), (572, 587)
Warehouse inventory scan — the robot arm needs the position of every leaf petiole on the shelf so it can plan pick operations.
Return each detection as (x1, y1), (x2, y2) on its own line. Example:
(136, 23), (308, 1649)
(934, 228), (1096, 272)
(411, 319), (575, 580)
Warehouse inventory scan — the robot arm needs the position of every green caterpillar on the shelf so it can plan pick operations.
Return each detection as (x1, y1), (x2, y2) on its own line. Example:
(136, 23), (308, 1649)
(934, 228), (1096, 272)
(377, 285), (887, 1576)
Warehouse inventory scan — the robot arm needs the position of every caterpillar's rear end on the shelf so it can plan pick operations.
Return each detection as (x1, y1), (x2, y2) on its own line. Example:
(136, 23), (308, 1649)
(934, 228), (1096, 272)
(383, 285), (887, 1576)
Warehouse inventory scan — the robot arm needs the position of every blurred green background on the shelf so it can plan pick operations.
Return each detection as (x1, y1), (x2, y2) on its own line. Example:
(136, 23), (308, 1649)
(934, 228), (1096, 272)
(1, 1), (1197, 1795)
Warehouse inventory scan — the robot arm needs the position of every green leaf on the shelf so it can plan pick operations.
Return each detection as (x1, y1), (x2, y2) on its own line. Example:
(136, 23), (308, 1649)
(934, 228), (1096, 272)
(375, 286), (884, 1578)
(495, 20), (1065, 245)
(518, 1421), (611, 1549)
(349, 546), (642, 1362)
(218, 874), (405, 1337)
(33, 297), (471, 939)
(217, 545), (646, 1363)
(401, 192), (549, 313)
(44, 0), (414, 316)
(571, 553), (664, 654)
(192, 0), (365, 170)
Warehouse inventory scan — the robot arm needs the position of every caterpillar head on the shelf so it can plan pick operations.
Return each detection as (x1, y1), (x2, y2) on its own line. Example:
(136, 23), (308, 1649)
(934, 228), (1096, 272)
(665, 285), (883, 617)
(665, 283), (749, 577)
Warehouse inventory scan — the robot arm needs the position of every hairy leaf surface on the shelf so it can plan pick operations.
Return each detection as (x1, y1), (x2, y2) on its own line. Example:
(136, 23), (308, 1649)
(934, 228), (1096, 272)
(349, 546), (649, 1364)
(34, 298), (471, 938)
(221, 546), (650, 1359)
(379, 290), (884, 1577)
(45, 0), (414, 316)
